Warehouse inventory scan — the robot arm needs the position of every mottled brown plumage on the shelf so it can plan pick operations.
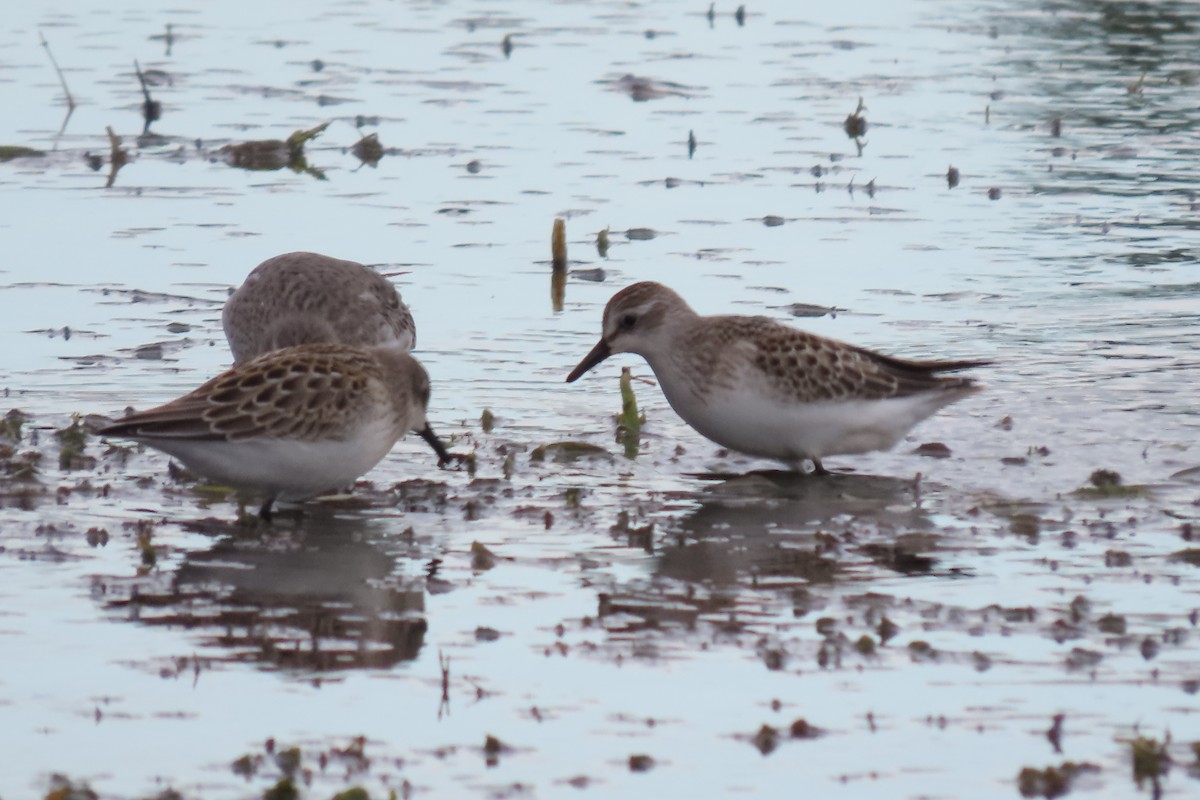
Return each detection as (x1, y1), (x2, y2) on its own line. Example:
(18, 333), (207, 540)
(567, 281), (989, 471)
(223, 252), (415, 364)
(100, 343), (449, 519)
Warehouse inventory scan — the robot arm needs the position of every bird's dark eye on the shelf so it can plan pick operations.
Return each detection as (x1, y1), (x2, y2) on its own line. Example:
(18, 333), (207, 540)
(619, 312), (637, 331)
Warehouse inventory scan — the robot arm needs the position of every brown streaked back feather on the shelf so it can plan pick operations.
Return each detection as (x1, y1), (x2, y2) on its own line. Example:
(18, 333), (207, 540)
(685, 316), (988, 404)
(99, 344), (382, 443)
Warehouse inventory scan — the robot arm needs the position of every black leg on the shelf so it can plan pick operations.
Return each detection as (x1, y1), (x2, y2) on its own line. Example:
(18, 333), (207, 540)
(811, 458), (829, 476)
(418, 423), (453, 467)
(259, 495), (276, 522)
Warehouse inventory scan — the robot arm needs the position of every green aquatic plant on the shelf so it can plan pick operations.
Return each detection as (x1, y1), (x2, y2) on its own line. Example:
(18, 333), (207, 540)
(1017, 762), (1099, 798)
(0, 145), (44, 161)
(1, 409), (27, 441)
(43, 774), (97, 800)
(1130, 735), (1170, 796)
(330, 789), (370, 800)
(1169, 549), (1200, 567)
(55, 416), (91, 470)
(136, 524), (156, 569)
(262, 778), (298, 800)
(1074, 469), (1146, 498)
(222, 122), (330, 179)
(615, 367), (644, 459)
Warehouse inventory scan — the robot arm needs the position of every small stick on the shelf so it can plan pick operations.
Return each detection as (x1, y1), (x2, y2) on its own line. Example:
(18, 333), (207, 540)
(135, 60), (162, 133)
(438, 650), (451, 719)
(551, 218), (567, 271)
(39, 32), (77, 112)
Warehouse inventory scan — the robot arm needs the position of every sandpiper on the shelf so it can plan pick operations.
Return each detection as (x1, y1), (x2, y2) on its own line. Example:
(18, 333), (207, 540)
(100, 343), (452, 519)
(222, 252), (415, 364)
(566, 282), (988, 472)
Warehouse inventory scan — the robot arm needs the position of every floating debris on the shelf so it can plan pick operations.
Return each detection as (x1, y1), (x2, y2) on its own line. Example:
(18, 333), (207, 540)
(844, 97), (867, 139)
(751, 724), (779, 755)
(688, 129), (697, 159)
(762, 215), (785, 227)
(1047, 714), (1065, 753)
(529, 441), (612, 464)
(571, 267), (606, 282)
(628, 754), (655, 772)
(220, 121), (330, 179)
(788, 302), (838, 318)
(608, 74), (693, 102)
(471, 541), (498, 571)
(501, 33), (513, 59)
(350, 132), (383, 166)
(789, 719), (822, 739)
(735, 5), (747, 26)
(625, 227), (657, 240)
(596, 227), (610, 258)
(913, 442), (951, 459)
(946, 165), (960, 188)
(481, 409), (495, 433)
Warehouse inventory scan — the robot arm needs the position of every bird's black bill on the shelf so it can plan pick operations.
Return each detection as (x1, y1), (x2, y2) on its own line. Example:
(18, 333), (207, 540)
(418, 423), (454, 467)
(565, 338), (611, 383)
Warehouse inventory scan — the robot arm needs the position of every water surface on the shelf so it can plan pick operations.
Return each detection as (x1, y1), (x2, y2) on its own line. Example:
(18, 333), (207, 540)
(2, 0), (1199, 798)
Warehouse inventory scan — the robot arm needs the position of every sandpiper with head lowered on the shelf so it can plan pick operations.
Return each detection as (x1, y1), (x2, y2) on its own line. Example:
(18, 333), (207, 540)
(566, 281), (989, 473)
(223, 251), (415, 364)
(99, 343), (452, 519)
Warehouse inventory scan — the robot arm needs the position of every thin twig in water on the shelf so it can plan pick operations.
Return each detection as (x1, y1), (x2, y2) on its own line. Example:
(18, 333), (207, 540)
(438, 649), (451, 719)
(39, 32), (76, 113)
(134, 60), (162, 133)
(104, 126), (128, 189)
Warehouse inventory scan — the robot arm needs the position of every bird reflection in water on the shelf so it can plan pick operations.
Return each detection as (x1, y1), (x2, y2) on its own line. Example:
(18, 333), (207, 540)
(96, 512), (427, 671)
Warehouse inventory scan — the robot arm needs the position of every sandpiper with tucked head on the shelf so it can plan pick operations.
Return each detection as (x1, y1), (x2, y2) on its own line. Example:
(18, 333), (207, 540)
(566, 282), (988, 473)
(99, 343), (452, 519)
(223, 252), (415, 364)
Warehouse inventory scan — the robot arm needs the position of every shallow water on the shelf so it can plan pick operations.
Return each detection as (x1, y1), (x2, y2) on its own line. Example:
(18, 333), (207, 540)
(2, 0), (1200, 798)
